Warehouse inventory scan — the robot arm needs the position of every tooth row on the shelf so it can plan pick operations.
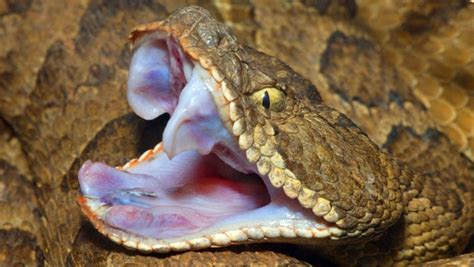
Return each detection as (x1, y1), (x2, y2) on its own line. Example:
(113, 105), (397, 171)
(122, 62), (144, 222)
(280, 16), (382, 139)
(82, 197), (347, 254)
(121, 159), (138, 169)
(100, 224), (346, 254)
(98, 210), (344, 250)
(117, 142), (164, 170)
(138, 149), (155, 162)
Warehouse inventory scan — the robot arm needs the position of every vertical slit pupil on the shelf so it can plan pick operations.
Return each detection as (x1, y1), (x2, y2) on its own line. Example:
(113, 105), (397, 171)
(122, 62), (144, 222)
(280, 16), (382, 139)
(262, 90), (270, 109)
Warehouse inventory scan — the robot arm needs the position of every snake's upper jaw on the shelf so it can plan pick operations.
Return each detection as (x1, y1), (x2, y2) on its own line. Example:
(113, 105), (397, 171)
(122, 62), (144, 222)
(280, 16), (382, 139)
(127, 36), (251, 174)
(127, 36), (191, 120)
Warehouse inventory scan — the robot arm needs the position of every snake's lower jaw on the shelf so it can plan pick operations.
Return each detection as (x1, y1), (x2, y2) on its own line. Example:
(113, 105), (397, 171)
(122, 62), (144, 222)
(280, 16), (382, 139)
(79, 151), (268, 239)
(78, 146), (332, 251)
(78, 32), (334, 251)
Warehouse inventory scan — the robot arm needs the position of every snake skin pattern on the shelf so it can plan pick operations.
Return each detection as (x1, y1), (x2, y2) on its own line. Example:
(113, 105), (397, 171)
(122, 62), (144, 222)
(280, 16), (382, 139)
(0, 0), (473, 266)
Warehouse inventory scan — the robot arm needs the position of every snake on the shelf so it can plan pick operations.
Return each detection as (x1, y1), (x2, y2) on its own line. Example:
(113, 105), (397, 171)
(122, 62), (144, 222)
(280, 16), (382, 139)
(0, 1), (473, 266)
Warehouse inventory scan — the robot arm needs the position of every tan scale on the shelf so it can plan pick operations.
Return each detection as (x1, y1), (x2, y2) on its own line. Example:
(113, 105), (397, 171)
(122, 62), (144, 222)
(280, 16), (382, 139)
(356, 0), (474, 159)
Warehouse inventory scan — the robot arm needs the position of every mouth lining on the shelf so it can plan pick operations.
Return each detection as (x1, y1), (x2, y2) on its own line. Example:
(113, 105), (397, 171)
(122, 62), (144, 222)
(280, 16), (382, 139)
(78, 32), (335, 252)
(79, 145), (272, 240)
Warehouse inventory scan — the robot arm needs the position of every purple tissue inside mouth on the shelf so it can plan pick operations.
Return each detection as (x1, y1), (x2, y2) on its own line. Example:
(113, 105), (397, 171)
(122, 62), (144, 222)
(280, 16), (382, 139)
(78, 36), (273, 240)
(79, 150), (269, 239)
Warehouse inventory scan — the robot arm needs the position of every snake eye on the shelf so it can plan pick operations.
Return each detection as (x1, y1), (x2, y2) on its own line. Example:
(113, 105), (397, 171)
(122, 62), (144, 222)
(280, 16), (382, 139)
(250, 87), (286, 112)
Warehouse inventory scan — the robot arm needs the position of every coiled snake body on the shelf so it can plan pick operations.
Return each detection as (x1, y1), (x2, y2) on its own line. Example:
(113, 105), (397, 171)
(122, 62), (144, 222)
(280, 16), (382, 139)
(0, 1), (473, 266)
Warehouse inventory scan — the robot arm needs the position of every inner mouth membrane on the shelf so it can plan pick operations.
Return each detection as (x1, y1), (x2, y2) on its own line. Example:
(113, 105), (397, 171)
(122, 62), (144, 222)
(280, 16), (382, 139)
(79, 151), (269, 239)
(78, 34), (324, 243)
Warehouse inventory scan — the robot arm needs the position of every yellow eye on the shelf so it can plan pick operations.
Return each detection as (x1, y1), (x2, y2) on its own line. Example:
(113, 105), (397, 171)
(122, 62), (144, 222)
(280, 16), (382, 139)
(250, 87), (286, 112)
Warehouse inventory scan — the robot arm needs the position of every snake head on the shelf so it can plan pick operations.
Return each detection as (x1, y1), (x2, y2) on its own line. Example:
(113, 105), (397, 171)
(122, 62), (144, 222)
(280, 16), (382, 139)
(78, 6), (403, 253)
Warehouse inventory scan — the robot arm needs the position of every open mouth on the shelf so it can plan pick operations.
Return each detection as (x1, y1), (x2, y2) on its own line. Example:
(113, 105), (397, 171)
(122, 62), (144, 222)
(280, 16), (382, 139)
(78, 30), (337, 252)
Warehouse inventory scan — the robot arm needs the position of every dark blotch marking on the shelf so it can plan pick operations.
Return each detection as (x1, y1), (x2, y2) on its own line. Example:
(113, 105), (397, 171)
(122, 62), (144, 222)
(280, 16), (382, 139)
(304, 0), (330, 13)
(344, 0), (357, 17)
(36, 245), (45, 267)
(306, 84), (322, 102)
(0, 229), (43, 266)
(0, 52), (16, 92)
(34, 41), (79, 111)
(454, 69), (474, 89)
(457, 181), (466, 191)
(383, 126), (446, 152)
(401, 0), (468, 35)
(320, 32), (343, 71)
(388, 91), (404, 107)
(75, 0), (165, 51)
(1, 0), (32, 15)
(303, 0), (357, 17)
(336, 114), (358, 129)
(322, 31), (374, 56)
(84, 64), (115, 87)
(117, 45), (132, 69)
(36, 41), (69, 88)
(383, 126), (400, 150)
(423, 128), (442, 141)
(320, 31), (385, 106)
(321, 29), (424, 110)
(382, 125), (436, 151)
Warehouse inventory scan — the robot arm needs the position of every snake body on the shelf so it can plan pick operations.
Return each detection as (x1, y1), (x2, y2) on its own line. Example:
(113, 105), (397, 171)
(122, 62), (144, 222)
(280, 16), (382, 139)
(0, 1), (473, 266)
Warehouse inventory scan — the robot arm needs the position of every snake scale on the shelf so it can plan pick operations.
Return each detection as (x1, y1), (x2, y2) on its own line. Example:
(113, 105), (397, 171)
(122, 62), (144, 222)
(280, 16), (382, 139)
(0, 1), (473, 266)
